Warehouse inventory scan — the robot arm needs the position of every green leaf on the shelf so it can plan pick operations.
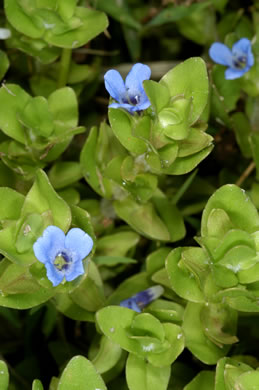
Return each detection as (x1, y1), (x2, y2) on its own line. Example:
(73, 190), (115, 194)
(164, 145), (213, 175)
(54, 293), (95, 322)
(20, 96), (54, 137)
(146, 2), (211, 27)
(70, 204), (95, 247)
(250, 133), (259, 180)
(0, 360), (9, 390)
(67, 62), (96, 84)
(152, 191), (186, 242)
(48, 87), (78, 133)
(183, 302), (230, 364)
(177, 4), (215, 45)
(7, 29), (60, 64)
(58, 188), (80, 205)
(147, 299), (184, 323)
(32, 379), (44, 390)
(57, 356), (107, 390)
(114, 197), (170, 241)
(200, 303), (238, 348)
(109, 108), (148, 155)
(92, 336), (122, 374)
(146, 247), (172, 277)
(184, 371), (215, 390)
(0, 258), (40, 295)
(201, 185), (259, 236)
(126, 353), (171, 390)
(96, 306), (138, 354)
(0, 283), (53, 309)
(106, 272), (149, 306)
(45, 7), (108, 49)
(48, 162), (83, 189)
(158, 143), (178, 167)
(0, 187), (24, 220)
(160, 58), (209, 125)
(166, 248), (205, 302)
(147, 323), (184, 367)
(0, 84), (30, 144)
(235, 371), (259, 390)
(130, 313), (165, 342)
(94, 256), (137, 266)
(159, 98), (192, 140)
(206, 208), (233, 239)
(178, 128), (213, 157)
(238, 262), (259, 284)
(96, 306), (183, 366)
(212, 264), (238, 288)
(70, 262), (105, 312)
(232, 112), (252, 158)
(211, 65), (241, 112)
(80, 126), (111, 197)
(4, 0), (44, 38)
(0, 50), (10, 80)
(215, 357), (251, 390)
(143, 80), (170, 113)
(214, 287), (259, 313)
(93, 0), (141, 30)
(15, 213), (43, 253)
(97, 231), (139, 257)
(57, 0), (77, 21)
(22, 169), (71, 232)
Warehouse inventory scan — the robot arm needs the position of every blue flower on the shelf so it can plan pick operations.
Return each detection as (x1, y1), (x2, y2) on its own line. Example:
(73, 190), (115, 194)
(104, 63), (151, 113)
(33, 226), (94, 287)
(209, 38), (254, 80)
(120, 285), (164, 313)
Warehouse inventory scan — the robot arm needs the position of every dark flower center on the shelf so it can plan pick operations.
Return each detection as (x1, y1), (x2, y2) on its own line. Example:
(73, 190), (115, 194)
(54, 251), (72, 271)
(232, 55), (247, 69)
(122, 92), (140, 106)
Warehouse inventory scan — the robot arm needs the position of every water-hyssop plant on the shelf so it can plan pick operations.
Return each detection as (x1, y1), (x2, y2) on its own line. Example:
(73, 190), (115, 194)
(209, 38), (254, 79)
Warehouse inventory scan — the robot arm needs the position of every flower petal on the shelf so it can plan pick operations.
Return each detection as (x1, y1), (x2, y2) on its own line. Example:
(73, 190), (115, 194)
(225, 67), (246, 80)
(209, 43), (232, 66)
(120, 286), (164, 312)
(33, 225), (65, 265)
(131, 97), (151, 111)
(134, 285), (164, 308)
(65, 228), (93, 262)
(65, 259), (85, 282)
(232, 38), (252, 55)
(45, 262), (64, 287)
(108, 102), (135, 112)
(104, 69), (126, 102)
(120, 298), (141, 312)
(125, 63), (151, 93)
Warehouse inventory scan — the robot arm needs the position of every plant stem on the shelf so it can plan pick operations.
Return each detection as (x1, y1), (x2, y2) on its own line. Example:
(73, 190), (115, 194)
(57, 48), (72, 88)
(235, 161), (256, 187)
(172, 169), (198, 205)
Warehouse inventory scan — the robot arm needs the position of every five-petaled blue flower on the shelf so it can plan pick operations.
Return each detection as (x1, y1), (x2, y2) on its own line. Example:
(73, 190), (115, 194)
(33, 226), (94, 287)
(120, 285), (164, 313)
(209, 38), (254, 80)
(104, 63), (151, 113)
